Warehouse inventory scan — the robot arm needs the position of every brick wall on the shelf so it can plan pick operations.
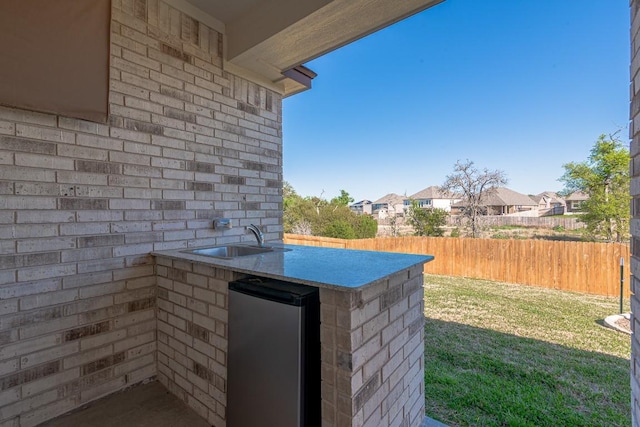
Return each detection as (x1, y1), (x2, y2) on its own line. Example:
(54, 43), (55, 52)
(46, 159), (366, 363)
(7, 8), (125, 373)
(155, 256), (238, 425)
(0, 0), (282, 425)
(319, 265), (425, 427)
(632, 1), (640, 425)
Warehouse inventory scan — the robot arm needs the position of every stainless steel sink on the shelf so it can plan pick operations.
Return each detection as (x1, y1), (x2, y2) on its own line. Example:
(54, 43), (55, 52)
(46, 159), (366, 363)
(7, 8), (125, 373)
(182, 245), (289, 259)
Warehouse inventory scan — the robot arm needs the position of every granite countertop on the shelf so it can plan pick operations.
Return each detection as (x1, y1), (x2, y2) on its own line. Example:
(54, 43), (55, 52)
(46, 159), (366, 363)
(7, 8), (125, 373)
(152, 243), (434, 290)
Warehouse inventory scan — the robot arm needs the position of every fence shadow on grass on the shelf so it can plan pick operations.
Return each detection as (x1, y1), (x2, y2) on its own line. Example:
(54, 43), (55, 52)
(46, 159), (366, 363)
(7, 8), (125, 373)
(531, 234), (585, 242)
(422, 317), (631, 427)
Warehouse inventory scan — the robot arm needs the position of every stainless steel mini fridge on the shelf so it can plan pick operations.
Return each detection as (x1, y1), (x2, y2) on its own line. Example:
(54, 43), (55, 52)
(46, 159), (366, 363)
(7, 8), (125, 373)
(227, 277), (320, 427)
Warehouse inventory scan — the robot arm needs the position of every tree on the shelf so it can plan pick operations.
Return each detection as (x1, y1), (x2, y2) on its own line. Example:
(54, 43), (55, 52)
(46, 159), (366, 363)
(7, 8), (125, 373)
(283, 181), (313, 234)
(441, 160), (508, 238)
(559, 133), (630, 242)
(387, 214), (401, 237)
(331, 190), (354, 206)
(282, 184), (377, 239)
(406, 200), (448, 236)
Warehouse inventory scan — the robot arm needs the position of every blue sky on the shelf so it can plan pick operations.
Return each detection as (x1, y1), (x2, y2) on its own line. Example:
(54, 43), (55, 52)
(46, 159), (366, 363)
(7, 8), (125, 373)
(282, 0), (629, 203)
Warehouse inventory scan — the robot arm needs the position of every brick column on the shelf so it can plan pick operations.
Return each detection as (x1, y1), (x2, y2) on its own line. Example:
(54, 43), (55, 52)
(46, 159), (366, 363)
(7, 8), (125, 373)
(631, 1), (640, 425)
(319, 265), (425, 426)
(155, 256), (237, 426)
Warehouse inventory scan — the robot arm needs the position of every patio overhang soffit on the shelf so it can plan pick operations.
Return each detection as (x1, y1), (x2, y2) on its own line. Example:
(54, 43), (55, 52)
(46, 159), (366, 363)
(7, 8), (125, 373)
(176, 0), (443, 96)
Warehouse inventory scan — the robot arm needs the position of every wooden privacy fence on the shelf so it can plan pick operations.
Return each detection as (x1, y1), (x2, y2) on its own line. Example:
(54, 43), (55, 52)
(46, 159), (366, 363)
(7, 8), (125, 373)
(449, 215), (584, 230)
(283, 234), (631, 297)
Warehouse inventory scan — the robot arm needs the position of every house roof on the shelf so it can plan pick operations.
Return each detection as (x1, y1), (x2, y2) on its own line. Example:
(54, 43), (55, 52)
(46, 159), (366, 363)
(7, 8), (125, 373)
(565, 191), (589, 201)
(350, 200), (372, 207)
(482, 187), (537, 207)
(372, 193), (404, 205)
(531, 191), (565, 205)
(453, 187), (537, 207)
(406, 186), (457, 200)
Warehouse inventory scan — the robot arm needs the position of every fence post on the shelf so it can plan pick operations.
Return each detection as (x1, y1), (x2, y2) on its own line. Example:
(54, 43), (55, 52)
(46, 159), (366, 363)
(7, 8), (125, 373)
(620, 257), (624, 313)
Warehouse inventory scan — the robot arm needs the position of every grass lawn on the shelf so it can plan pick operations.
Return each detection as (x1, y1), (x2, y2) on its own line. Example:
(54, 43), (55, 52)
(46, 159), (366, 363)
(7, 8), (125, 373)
(423, 275), (631, 427)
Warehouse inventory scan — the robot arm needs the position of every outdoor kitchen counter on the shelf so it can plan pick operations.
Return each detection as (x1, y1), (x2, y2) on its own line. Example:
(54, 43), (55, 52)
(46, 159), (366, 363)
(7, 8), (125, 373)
(152, 243), (433, 290)
(152, 243), (433, 426)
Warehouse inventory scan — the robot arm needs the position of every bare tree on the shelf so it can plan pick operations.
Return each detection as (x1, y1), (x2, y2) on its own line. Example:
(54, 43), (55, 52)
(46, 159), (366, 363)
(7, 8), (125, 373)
(440, 160), (508, 238)
(292, 220), (313, 235)
(387, 213), (401, 237)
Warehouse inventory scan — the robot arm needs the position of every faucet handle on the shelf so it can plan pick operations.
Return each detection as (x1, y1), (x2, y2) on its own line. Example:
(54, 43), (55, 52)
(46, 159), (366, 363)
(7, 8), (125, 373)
(213, 218), (232, 229)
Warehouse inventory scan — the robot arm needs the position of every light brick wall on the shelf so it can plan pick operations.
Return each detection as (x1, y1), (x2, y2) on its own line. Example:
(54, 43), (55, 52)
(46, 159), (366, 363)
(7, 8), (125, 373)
(631, 3), (640, 427)
(319, 265), (425, 427)
(0, 0), (282, 424)
(633, 1), (640, 425)
(155, 256), (238, 426)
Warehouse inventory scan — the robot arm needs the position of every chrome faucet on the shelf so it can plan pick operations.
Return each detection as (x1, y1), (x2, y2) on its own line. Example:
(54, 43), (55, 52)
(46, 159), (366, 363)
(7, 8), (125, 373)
(246, 224), (264, 247)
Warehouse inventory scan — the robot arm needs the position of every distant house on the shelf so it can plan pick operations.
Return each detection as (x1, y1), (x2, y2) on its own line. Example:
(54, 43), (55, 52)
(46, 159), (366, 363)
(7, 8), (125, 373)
(349, 200), (372, 215)
(371, 193), (405, 219)
(532, 191), (566, 216)
(403, 186), (461, 212)
(451, 187), (537, 216)
(482, 187), (538, 215)
(565, 191), (588, 213)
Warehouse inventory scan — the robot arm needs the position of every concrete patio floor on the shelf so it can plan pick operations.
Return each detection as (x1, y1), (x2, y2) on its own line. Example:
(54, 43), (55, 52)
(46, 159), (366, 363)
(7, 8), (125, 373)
(38, 378), (449, 427)
(39, 381), (210, 427)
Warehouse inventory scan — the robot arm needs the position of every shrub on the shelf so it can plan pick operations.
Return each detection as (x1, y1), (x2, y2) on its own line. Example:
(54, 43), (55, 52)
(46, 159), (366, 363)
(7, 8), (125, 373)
(406, 202), (448, 237)
(322, 220), (356, 239)
(353, 215), (378, 239)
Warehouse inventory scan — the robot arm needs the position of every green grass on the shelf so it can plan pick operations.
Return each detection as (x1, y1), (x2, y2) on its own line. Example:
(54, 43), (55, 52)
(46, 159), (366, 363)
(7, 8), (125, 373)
(482, 225), (589, 242)
(491, 225), (533, 230)
(423, 275), (631, 427)
(490, 232), (527, 240)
